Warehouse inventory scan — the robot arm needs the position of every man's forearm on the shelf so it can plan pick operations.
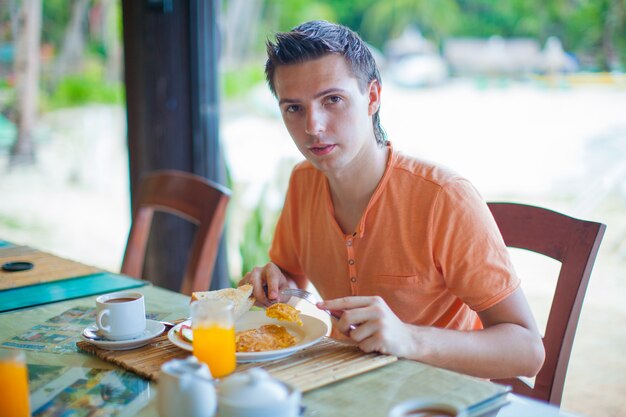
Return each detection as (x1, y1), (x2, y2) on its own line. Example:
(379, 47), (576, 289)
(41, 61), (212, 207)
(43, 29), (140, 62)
(405, 322), (544, 379)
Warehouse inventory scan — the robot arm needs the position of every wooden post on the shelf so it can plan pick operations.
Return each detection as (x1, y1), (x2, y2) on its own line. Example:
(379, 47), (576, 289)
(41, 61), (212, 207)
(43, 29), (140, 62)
(121, 0), (229, 291)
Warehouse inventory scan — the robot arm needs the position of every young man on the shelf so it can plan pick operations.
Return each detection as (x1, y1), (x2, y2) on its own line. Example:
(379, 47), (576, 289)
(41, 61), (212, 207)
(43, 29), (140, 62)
(240, 20), (544, 379)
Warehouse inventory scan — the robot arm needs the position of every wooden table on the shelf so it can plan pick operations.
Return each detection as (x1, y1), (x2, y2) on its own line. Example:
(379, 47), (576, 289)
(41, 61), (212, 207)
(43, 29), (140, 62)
(0, 249), (582, 417)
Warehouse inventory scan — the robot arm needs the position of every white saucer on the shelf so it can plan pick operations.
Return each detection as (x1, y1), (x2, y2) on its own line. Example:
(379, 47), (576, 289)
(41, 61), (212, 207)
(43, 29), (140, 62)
(80, 319), (165, 351)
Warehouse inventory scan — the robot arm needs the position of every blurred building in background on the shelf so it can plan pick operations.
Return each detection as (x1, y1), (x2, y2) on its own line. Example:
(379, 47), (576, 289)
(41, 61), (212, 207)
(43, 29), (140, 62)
(444, 36), (577, 77)
(384, 26), (448, 87)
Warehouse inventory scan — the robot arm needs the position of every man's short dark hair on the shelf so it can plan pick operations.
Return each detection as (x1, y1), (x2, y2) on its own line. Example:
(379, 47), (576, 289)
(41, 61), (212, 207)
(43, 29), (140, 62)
(265, 20), (386, 146)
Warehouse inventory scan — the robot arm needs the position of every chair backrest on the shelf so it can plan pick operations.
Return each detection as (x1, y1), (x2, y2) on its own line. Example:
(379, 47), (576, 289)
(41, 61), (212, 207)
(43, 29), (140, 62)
(488, 202), (606, 406)
(121, 170), (231, 295)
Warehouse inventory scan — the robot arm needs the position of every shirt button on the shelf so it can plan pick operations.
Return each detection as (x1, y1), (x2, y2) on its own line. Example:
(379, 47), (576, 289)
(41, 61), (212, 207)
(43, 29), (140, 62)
(346, 240), (352, 247)
(350, 277), (357, 283)
(348, 259), (355, 265)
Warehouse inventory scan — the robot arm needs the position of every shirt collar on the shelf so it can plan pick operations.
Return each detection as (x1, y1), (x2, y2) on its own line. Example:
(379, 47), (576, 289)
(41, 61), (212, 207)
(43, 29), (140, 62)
(355, 141), (396, 238)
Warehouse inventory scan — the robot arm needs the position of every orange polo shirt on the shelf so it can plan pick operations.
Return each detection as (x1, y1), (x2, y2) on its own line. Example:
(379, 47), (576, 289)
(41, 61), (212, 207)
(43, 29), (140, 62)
(269, 145), (520, 330)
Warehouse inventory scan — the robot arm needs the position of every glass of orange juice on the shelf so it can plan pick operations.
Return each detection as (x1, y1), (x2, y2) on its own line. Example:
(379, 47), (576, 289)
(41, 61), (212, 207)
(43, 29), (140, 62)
(0, 349), (30, 417)
(191, 299), (236, 378)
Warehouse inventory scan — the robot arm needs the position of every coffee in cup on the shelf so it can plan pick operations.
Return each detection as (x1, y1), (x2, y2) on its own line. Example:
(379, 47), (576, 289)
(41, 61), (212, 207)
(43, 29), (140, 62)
(106, 297), (138, 303)
(388, 399), (467, 417)
(95, 291), (146, 340)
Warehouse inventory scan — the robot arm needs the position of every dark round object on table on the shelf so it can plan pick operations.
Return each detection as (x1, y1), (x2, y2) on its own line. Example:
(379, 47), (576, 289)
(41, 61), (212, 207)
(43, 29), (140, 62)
(1, 261), (34, 272)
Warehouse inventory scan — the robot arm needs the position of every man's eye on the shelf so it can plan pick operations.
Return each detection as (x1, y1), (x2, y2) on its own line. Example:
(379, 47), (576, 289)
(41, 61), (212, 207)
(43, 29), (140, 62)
(327, 95), (342, 104)
(285, 105), (300, 113)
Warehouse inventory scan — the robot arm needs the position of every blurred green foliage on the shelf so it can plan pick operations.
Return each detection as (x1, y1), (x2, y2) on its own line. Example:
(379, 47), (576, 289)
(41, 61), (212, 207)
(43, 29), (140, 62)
(1, 0), (125, 112)
(0, 214), (25, 230)
(41, 61), (124, 110)
(223, 65), (266, 98)
(265, 0), (337, 31)
(239, 194), (279, 278)
(230, 157), (295, 283)
(42, 0), (73, 48)
(46, 76), (123, 109)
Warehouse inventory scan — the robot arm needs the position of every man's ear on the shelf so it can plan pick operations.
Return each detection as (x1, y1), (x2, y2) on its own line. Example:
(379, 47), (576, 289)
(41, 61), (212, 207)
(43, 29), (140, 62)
(367, 79), (381, 116)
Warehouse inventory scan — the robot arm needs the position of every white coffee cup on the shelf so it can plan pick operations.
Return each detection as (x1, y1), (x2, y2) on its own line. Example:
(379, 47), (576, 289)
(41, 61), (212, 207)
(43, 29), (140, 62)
(95, 291), (146, 340)
(388, 399), (467, 417)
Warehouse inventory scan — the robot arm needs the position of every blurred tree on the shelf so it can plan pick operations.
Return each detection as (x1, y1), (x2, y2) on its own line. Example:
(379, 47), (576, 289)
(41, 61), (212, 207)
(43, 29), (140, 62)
(52, 0), (90, 83)
(599, 0), (625, 70)
(453, 0), (545, 37)
(264, 0), (336, 32)
(11, 0), (41, 165)
(41, 0), (72, 48)
(222, 0), (264, 68)
(361, 0), (461, 47)
(324, 0), (374, 33)
(92, 0), (122, 82)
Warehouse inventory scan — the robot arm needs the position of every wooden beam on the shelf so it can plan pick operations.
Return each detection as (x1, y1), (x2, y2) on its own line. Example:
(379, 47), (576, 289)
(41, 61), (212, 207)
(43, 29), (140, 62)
(121, 0), (229, 291)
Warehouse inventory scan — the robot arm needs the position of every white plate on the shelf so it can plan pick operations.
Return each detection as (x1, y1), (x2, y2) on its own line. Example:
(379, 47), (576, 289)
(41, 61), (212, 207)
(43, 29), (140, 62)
(168, 310), (328, 363)
(80, 319), (165, 351)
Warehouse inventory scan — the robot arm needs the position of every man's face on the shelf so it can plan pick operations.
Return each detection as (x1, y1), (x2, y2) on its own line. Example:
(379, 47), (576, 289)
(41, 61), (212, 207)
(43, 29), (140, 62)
(273, 54), (380, 176)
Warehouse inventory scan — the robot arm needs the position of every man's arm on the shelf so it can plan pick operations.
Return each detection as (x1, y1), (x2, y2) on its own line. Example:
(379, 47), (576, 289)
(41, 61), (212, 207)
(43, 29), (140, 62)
(320, 288), (545, 379)
(408, 289), (544, 378)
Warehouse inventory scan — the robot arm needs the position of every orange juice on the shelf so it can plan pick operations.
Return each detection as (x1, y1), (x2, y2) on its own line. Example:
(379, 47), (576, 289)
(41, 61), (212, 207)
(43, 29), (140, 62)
(193, 325), (236, 378)
(0, 352), (30, 417)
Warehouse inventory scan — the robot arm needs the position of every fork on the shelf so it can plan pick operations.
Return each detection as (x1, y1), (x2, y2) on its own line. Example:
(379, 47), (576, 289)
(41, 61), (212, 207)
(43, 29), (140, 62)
(279, 288), (356, 331)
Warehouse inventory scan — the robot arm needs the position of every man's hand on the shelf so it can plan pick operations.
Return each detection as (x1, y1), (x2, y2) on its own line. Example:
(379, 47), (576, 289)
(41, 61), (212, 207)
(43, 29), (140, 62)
(318, 296), (416, 358)
(238, 262), (290, 306)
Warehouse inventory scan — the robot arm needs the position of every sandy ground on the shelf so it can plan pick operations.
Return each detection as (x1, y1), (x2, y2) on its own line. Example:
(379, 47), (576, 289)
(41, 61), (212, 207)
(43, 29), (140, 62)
(1, 80), (625, 416)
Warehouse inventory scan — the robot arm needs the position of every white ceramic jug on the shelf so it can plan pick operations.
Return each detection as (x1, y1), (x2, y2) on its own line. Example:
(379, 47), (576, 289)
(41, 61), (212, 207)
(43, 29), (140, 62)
(158, 356), (217, 417)
(217, 368), (301, 417)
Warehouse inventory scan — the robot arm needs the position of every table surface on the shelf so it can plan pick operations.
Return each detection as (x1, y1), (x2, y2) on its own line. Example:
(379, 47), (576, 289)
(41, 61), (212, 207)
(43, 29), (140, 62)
(0, 264), (582, 417)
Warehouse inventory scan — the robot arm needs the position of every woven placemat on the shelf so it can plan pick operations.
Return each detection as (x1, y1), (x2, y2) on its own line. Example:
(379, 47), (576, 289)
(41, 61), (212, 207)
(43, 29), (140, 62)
(235, 339), (398, 392)
(77, 335), (397, 392)
(0, 249), (101, 290)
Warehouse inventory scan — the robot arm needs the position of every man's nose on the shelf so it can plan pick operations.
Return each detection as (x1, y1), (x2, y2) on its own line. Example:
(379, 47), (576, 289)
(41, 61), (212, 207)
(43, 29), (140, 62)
(304, 108), (325, 135)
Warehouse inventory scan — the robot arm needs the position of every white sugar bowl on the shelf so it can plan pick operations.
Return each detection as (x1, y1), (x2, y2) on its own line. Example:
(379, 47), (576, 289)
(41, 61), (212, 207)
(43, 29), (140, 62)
(158, 357), (217, 417)
(217, 368), (301, 417)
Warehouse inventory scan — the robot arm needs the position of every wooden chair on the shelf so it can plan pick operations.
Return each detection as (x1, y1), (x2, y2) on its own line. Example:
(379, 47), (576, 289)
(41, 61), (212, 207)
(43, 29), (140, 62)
(121, 170), (231, 295)
(488, 202), (606, 406)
